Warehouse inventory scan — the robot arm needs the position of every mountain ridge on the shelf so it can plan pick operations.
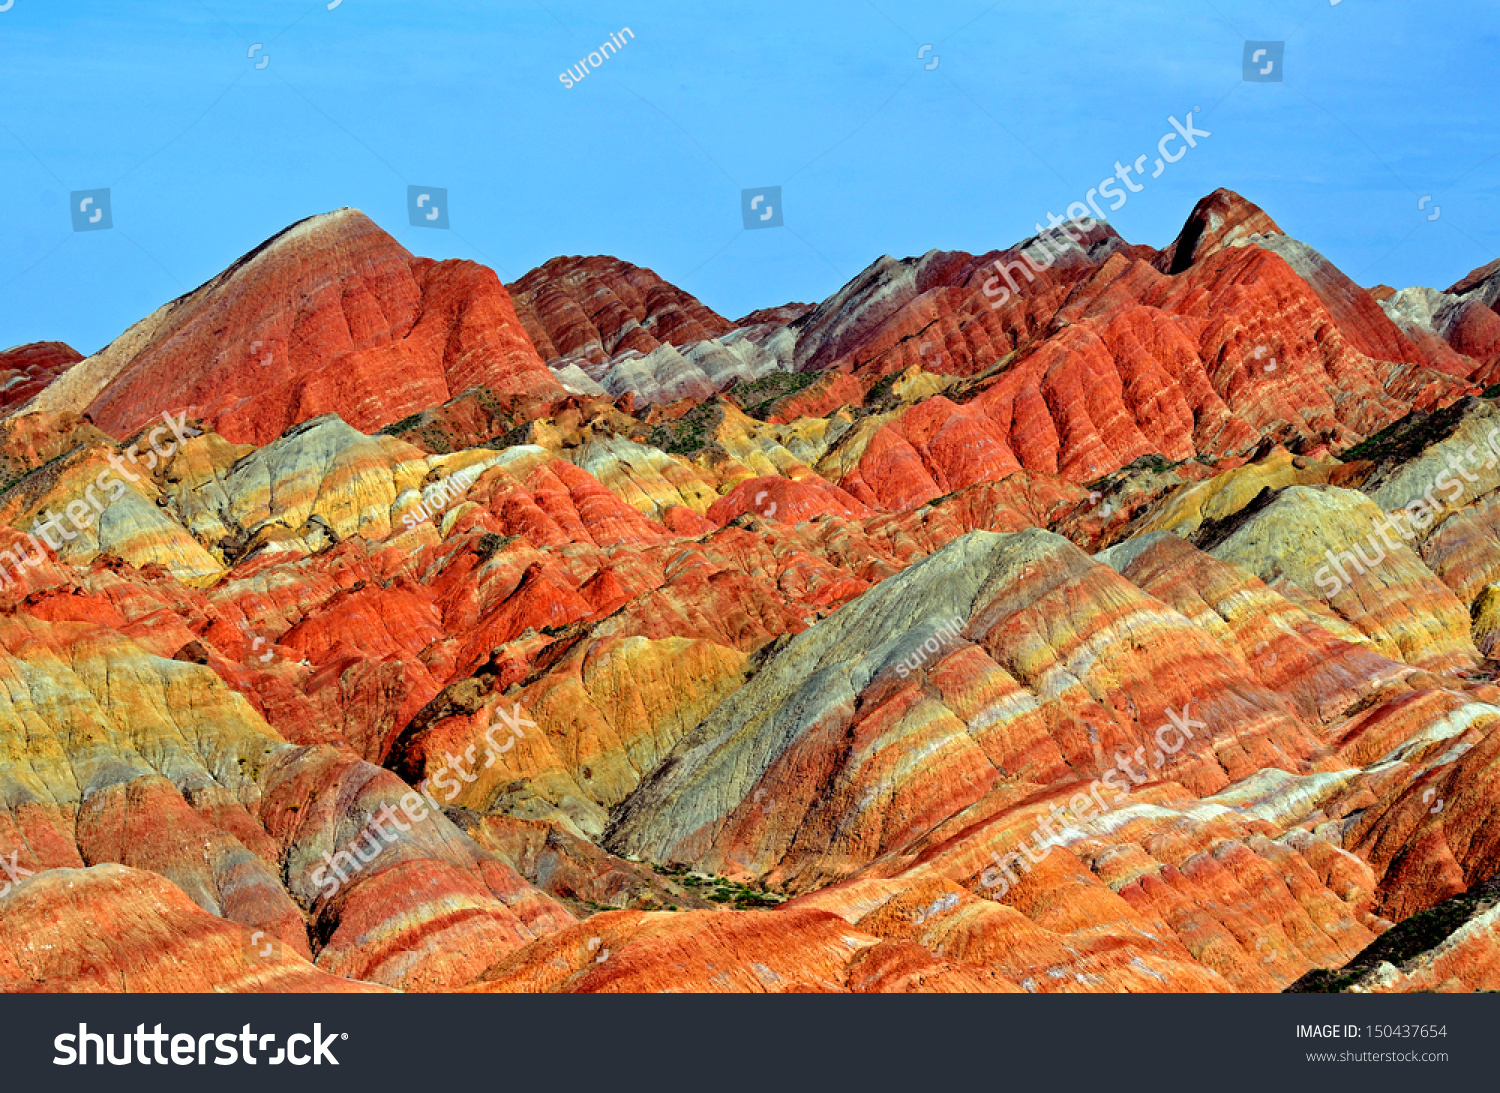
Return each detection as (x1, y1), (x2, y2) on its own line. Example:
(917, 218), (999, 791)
(4, 188), (1500, 993)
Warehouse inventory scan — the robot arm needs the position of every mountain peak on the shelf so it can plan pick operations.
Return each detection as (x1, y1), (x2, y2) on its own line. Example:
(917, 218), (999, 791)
(1154, 187), (1283, 274)
(22, 209), (560, 445)
(507, 254), (733, 366)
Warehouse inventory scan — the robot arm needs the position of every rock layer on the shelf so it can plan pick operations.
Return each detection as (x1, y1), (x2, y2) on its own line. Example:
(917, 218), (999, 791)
(5, 189), (1500, 993)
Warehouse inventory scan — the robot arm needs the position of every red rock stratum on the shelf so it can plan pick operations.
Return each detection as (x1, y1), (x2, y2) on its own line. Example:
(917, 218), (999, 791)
(4, 190), (1500, 993)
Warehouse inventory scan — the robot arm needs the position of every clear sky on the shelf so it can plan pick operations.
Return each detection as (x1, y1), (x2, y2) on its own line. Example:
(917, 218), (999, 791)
(1, 0), (1496, 355)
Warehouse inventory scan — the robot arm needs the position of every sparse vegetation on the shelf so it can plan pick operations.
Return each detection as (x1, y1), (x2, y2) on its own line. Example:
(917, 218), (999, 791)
(1123, 453), (1174, 473)
(1338, 399), (1474, 464)
(0, 446), (81, 499)
(647, 403), (722, 455)
(485, 420), (536, 451)
(1288, 872), (1500, 992)
(650, 863), (786, 910)
(729, 371), (821, 419)
(864, 371), (903, 406)
(378, 413), (425, 436)
(475, 532), (515, 561)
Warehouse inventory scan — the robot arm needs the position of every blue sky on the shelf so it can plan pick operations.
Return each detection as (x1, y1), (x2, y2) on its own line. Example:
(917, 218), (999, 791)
(1, 0), (1497, 354)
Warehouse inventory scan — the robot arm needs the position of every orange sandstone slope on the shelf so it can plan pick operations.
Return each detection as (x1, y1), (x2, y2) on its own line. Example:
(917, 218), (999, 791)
(5, 190), (1500, 993)
(22, 209), (566, 447)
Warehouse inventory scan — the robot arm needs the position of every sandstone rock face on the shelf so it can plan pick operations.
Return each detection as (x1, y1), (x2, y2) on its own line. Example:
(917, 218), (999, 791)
(1205, 485), (1477, 670)
(0, 586), (571, 992)
(0, 866), (390, 993)
(1369, 256), (1500, 382)
(509, 255), (735, 365)
(1450, 256), (1500, 310)
(1287, 864), (1500, 992)
(1381, 287), (1500, 374)
(22, 211), (565, 446)
(608, 530), (1332, 887)
(506, 256), (765, 406)
(7, 188), (1500, 994)
(0, 342), (82, 412)
(1153, 187), (1284, 274)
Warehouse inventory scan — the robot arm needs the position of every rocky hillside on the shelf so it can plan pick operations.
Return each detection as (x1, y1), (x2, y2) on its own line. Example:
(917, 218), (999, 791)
(4, 189), (1500, 993)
